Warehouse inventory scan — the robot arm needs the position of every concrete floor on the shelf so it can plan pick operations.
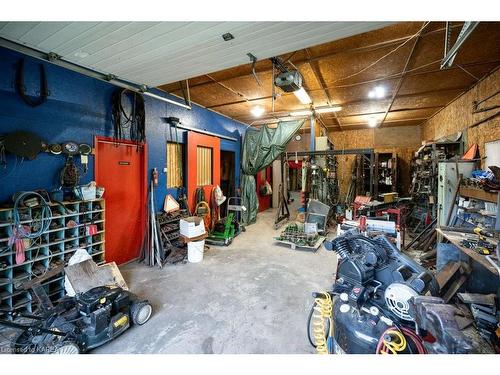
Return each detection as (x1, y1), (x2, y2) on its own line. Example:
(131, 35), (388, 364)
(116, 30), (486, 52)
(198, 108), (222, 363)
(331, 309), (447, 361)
(94, 199), (337, 354)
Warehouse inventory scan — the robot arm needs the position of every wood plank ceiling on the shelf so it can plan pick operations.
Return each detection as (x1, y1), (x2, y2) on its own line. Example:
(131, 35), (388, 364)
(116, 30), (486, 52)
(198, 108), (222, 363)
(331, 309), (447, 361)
(160, 22), (500, 131)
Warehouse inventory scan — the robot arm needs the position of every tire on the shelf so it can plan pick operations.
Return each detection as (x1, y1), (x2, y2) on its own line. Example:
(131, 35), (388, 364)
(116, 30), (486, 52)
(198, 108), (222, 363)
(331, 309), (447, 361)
(131, 301), (153, 325)
(12, 329), (37, 354)
(52, 341), (80, 354)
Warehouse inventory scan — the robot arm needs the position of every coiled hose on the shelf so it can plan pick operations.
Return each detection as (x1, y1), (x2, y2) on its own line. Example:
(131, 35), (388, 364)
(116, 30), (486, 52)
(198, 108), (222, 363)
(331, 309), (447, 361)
(13, 191), (52, 239)
(309, 292), (333, 354)
(376, 326), (426, 354)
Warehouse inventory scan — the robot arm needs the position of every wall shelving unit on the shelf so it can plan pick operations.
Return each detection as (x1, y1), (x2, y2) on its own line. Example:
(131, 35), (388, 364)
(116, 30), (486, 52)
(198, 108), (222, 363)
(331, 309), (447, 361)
(0, 198), (105, 317)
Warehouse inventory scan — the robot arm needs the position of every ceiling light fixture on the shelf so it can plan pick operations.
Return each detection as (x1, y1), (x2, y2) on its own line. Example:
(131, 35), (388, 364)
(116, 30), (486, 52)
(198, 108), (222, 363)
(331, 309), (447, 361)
(368, 117), (378, 128)
(222, 33), (235, 41)
(251, 106), (265, 118)
(293, 87), (312, 105)
(315, 106), (342, 114)
(368, 86), (386, 99)
(290, 109), (313, 117)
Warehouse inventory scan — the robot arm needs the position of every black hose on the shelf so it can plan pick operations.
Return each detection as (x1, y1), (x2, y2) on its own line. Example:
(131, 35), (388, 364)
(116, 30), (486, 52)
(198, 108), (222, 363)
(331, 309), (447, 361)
(111, 88), (146, 144)
(15, 59), (49, 107)
(307, 302), (316, 348)
(306, 300), (330, 349)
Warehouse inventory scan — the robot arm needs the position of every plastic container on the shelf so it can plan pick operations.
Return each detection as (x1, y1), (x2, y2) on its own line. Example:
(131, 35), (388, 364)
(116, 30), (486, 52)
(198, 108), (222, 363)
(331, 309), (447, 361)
(187, 240), (205, 263)
(74, 182), (97, 200)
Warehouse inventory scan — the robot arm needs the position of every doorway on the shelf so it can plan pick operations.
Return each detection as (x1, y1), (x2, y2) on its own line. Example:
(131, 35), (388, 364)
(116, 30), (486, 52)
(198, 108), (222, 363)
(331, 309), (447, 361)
(186, 131), (221, 212)
(220, 150), (235, 214)
(256, 166), (273, 212)
(94, 137), (147, 265)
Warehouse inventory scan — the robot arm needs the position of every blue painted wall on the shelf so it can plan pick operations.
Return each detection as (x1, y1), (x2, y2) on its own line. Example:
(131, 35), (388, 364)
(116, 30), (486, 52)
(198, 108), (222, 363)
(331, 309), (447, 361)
(0, 47), (246, 209)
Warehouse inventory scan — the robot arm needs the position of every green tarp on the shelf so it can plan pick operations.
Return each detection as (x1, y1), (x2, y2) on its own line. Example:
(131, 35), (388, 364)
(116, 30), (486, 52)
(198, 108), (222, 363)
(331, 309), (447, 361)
(241, 119), (305, 225)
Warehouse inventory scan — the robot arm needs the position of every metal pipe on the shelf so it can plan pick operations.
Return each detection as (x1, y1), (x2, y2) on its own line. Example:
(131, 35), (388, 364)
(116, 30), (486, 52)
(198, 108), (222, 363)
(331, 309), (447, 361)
(283, 149), (374, 157)
(309, 115), (316, 152)
(174, 123), (238, 142)
(0, 37), (191, 110)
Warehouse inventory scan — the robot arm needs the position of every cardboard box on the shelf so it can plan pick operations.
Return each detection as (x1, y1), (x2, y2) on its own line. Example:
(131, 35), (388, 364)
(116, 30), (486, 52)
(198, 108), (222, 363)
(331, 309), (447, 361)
(180, 217), (206, 238)
(380, 192), (398, 203)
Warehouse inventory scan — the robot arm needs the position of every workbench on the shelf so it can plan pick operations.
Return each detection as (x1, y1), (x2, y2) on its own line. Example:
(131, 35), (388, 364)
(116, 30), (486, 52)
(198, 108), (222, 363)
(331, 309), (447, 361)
(436, 228), (498, 275)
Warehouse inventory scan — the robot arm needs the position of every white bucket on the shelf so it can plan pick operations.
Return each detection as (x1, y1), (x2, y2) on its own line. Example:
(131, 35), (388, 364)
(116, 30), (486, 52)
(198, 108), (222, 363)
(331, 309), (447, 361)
(187, 240), (205, 263)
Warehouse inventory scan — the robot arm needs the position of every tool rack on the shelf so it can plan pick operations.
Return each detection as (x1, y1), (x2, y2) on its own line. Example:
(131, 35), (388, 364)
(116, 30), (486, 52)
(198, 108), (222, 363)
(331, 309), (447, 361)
(408, 141), (462, 234)
(157, 211), (186, 259)
(0, 199), (105, 318)
(374, 152), (398, 196)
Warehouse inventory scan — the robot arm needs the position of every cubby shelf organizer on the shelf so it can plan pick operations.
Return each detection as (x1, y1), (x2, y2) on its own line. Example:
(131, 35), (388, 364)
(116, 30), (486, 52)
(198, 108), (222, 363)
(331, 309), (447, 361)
(0, 198), (105, 318)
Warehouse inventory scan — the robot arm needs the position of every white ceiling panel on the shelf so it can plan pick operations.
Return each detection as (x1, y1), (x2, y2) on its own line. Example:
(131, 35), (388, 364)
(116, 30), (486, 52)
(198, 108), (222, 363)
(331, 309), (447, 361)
(0, 21), (392, 87)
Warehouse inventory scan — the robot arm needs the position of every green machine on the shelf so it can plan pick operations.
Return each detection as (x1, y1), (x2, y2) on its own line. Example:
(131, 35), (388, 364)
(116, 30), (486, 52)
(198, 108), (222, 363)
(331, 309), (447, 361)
(206, 213), (237, 246)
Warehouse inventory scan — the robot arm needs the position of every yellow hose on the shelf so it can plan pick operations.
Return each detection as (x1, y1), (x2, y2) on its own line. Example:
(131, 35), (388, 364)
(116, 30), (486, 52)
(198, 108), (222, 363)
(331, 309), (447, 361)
(312, 292), (333, 354)
(380, 329), (407, 354)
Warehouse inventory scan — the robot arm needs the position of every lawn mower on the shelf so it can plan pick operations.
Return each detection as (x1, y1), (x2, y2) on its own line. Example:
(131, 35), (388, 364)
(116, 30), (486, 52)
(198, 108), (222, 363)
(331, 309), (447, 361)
(0, 267), (152, 354)
(206, 213), (238, 246)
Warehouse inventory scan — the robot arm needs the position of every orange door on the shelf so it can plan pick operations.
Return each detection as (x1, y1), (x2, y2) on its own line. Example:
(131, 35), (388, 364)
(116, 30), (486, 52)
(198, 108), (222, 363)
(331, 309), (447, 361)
(187, 132), (220, 212)
(95, 137), (147, 265)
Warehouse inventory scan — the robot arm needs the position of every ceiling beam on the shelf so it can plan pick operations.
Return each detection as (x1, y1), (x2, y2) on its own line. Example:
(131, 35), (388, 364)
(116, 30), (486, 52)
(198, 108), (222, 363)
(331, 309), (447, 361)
(192, 60), (497, 110)
(239, 105), (445, 126)
(204, 80), (468, 111)
(228, 86), (469, 122)
(321, 105), (442, 119)
(304, 48), (342, 129)
(335, 117), (430, 127)
(327, 120), (428, 131)
(380, 22), (427, 127)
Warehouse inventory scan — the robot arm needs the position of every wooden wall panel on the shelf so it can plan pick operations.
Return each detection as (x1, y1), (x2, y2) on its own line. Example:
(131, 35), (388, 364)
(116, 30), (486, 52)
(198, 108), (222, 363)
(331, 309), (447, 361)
(330, 129), (374, 201)
(374, 125), (422, 147)
(422, 68), (500, 169)
(328, 126), (421, 200)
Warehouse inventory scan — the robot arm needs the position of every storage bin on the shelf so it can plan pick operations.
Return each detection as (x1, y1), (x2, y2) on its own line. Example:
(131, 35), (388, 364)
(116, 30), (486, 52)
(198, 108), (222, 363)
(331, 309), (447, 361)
(180, 217), (206, 238)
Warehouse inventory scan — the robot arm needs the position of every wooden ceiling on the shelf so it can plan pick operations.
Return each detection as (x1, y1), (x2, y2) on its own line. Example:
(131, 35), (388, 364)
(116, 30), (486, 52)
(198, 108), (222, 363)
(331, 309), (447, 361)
(159, 22), (500, 131)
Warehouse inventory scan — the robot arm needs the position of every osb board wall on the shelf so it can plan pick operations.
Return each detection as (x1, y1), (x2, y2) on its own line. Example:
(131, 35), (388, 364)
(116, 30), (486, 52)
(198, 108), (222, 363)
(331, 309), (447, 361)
(374, 125), (422, 148)
(330, 126), (421, 200)
(422, 68), (500, 169)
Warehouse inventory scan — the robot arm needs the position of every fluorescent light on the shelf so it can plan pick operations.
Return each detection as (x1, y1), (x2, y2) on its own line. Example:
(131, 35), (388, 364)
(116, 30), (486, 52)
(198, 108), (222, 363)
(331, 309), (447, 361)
(368, 86), (386, 99)
(368, 117), (378, 127)
(293, 87), (312, 104)
(250, 106), (265, 118)
(290, 109), (313, 117)
(315, 106), (342, 114)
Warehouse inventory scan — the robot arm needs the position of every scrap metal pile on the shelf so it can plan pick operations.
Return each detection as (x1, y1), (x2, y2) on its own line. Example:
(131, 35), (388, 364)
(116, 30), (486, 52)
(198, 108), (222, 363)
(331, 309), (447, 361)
(462, 167), (500, 192)
(276, 223), (319, 247)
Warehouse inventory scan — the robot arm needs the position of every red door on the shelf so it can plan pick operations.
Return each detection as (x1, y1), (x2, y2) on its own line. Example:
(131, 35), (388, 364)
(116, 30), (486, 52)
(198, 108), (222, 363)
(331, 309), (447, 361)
(256, 166), (272, 212)
(95, 137), (147, 265)
(186, 132), (220, 213)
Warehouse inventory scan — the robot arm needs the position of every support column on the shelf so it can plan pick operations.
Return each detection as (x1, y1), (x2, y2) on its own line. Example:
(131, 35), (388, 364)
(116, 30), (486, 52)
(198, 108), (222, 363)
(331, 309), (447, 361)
(309, 115), (316, 152)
